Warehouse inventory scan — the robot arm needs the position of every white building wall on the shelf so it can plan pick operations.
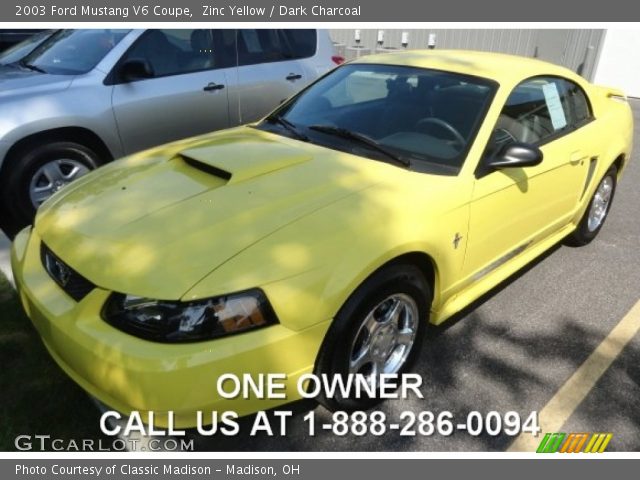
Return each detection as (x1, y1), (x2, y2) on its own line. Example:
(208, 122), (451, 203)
(592, 30), (640, 98)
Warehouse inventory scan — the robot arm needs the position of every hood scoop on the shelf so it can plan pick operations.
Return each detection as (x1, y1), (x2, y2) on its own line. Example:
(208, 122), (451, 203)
(179, 140), (312, 185)
(180, 154), (232, 181)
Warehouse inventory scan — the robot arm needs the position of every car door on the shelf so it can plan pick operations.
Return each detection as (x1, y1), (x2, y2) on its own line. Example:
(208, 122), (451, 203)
(462, 76), (591, 281)
(229, 29), (308, 124)
(111, 29), (234, 155)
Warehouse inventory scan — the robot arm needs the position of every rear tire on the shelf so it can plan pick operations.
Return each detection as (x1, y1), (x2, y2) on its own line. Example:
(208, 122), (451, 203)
(314, 264), (431, 411)
(566, 165), (617, 246)
(1, 141), (100, 228)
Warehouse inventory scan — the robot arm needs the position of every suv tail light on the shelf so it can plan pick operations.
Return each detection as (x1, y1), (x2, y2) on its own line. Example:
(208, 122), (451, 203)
(332, 55), (345, 65)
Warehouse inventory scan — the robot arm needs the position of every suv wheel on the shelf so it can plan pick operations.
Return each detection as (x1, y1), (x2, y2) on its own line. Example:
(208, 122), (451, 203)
(1, 141), (100, 227)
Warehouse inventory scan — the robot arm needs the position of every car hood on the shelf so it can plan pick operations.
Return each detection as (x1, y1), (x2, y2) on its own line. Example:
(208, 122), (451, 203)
(35, 127), (404, 300)
(0, 68), (73, 97)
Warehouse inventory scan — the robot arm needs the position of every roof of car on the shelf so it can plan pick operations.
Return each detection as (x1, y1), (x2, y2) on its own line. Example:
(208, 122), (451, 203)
(351, 49), (581, 85)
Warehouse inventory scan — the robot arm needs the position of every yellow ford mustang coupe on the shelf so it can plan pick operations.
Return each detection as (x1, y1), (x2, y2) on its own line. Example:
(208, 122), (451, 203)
(11, 51), (633, 426)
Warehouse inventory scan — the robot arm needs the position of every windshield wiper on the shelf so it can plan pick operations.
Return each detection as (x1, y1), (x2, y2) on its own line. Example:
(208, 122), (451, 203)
(308, 125), (410, 168)
(19, 60), (46, 74)
(265, 114), (309, 142)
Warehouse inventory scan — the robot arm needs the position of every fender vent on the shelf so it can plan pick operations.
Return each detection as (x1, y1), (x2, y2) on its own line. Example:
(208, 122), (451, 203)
(580, 157), (598, 200)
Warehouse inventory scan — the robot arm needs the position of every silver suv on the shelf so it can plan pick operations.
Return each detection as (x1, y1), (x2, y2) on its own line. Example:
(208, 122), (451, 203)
(0, 29), (338, 226)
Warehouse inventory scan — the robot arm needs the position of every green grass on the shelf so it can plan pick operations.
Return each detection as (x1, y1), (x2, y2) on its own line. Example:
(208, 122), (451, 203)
(0, 272), (109, 450)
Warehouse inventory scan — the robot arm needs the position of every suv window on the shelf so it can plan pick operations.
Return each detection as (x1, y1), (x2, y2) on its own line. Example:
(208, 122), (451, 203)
(21, 29), (129, 75)
(125, 29), (216, 78)
(237, 29), (287, 66)
(236, 29), (316, 66)
(281, 30), (317, 59)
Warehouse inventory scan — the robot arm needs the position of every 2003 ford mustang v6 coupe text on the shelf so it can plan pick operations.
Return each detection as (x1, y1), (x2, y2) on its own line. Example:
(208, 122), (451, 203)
(12, 51), (633, 426)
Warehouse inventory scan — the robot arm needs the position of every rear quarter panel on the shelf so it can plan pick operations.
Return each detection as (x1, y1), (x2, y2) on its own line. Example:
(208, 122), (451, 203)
(588, 84), (634, 176)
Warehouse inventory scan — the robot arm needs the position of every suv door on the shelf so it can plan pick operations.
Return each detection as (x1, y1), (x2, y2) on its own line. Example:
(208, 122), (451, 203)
(230, 29), (311, 124)
(110, 29), (233, 155)
(462, 76), (592, 282)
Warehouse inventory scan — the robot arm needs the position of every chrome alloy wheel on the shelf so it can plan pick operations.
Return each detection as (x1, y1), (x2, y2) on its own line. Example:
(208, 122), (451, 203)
(587, 175), (614, 232)
(29, 159), (91, 208)
(349, 293), (419, 382)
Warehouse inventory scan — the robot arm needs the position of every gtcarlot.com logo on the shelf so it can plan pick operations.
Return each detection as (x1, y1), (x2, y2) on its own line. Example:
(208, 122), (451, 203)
(536, 433), (613, 453)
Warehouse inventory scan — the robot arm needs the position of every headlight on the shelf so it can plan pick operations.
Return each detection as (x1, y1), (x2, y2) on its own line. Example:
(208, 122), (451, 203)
(102, 289), (278, 343)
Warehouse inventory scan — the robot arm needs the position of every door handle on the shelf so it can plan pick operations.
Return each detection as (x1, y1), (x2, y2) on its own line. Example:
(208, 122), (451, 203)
(286, 73), (302, 81)
(570, 151), (587, 165)
(203, 82), (225, 91)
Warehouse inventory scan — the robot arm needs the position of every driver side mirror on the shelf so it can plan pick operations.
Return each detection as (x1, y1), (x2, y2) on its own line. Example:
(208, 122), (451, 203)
(479, 142), (543, 177)
(119, 58), (154, 82)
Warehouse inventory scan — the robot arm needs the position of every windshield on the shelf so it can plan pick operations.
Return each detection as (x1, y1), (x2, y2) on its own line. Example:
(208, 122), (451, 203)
(259, 64), (497, 174)
(21, 29), (130, 75)
(0, 30), (55, 65)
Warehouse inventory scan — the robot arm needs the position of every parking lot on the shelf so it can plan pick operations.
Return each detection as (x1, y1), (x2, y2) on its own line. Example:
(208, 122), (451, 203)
(0, 100), (638, 453)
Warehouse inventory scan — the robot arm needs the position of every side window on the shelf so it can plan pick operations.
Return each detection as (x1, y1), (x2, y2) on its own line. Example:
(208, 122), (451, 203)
(237, 29), (290, 66)
(124, 29), (215, 78)
(487, 77), (574, 155)
(216, 30), (237, 68)
(280, 30), (317, 59)
(561, 80), (592, 127)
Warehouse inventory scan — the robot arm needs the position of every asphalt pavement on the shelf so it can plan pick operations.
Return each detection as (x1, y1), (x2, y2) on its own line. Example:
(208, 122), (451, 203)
(1, 100), (638, 452)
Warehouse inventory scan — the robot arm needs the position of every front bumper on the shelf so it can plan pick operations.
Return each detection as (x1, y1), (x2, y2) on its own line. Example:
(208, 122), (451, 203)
(11, 227), (331, 428)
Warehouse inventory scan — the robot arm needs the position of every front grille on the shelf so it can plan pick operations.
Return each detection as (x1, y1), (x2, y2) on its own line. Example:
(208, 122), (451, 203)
(41, 243), (95, 302)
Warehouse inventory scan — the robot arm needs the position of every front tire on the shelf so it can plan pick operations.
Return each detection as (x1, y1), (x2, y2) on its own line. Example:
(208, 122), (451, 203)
(1, 141), (100, 227)
(566, 165), (617, 246)
(314, 264), (431, 411)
